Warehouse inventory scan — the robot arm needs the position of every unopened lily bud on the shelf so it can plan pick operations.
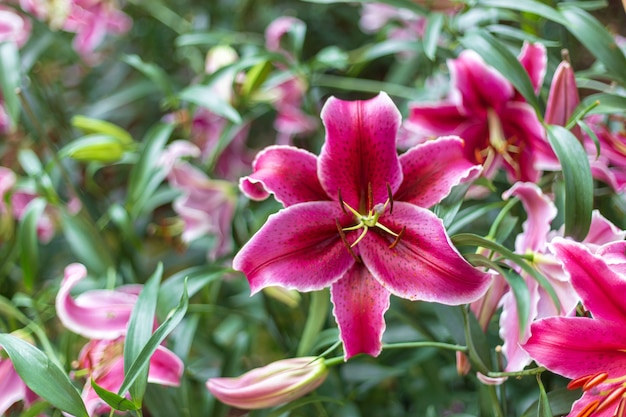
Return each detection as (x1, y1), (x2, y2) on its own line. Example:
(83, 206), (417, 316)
(456, 351), (471, 376)
(207, 357), (328, 409)
(59, 134), (135, 163)
(545, 57), (581, 137)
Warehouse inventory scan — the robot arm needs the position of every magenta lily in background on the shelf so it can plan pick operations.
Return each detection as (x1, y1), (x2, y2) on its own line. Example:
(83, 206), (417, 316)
(0, 355), (39, 416)
(207, 357), (328, 409)
(75, 338), (183, 417)
(0, 6), (31, 47)
(524, 239), (626, 417)
(405, 43), (557, 183)
(235, 92), (491, 359)
(56, 263), (143, 340)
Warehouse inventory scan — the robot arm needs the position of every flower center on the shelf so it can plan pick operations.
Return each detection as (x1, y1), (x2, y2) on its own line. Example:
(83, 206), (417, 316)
(335, 183), (406, 261)
(474, 109), (525, 178)
(567, 372), (626, 417)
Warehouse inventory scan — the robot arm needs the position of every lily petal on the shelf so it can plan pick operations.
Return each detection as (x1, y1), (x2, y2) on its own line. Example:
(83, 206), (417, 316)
(517, 42), (547, 94)
(597, 241), (626, 276)
(318, 93), (403, 210)
(55, 263), (139, 339)
(240, 145), (328, 206)
(233, 202), (356, 294)
(0, 358), (27, 416)
(449, 50), (514, 113)
(147, 345), (184, 387)
(525, 317), (626, 379)
(405, 102), (472, 139)
(583, 211), (626, 252)
(395, 136), (481, 208)
(330, 263), (391, 359)
(552, 238), (626, 323)
(359, 202), (491, 303)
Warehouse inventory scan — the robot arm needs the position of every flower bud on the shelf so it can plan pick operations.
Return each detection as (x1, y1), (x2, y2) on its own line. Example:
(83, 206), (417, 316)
(545, 59), (580, 130)
(207, 357), (328, 409)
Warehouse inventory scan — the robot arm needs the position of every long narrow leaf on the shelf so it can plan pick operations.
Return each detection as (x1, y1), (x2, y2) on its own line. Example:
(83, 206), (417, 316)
(17, 198), (46, 291)
(0, 334), (89, 417)
(124, 263), (163, 405)
(546, 125), (593, 240)
(0, 42), (21, 132)
(477, 0), (566, 25)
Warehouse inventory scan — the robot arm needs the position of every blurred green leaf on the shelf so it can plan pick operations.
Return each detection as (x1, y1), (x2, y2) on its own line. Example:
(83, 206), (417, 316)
(17, 149), (43, 177)
(91, 380), (139, 412)
(0, 41), (21, 133)
(423, 13), (444, 61)
(500, 269), (530, 340)
(17, 198), (46, 291)
(301, 0), (426, 14)
(117, 280), (188, 397)
(477, 0), (566, 24)
(126, 122), (174, 218)
(178, 85), (241, 124)
(546, 125), (593, 240)
(0, 334), (89, 417)
(536, 374), (553, 417)
(60, 210), (114, 275)
(240, 60), (273, 99)
(560, 6), (626, 86)
(521, 387), (581, 417)
(124, 263), (163, 405)
(485, 25), (561, 47)
(582, 93), (626, 115)
(71, 115), (133, 144)
(460, 30), (539, 110)
(122, 55), (176, 96)
(297, 289), (330, 356)
(84, 80), (155, 118)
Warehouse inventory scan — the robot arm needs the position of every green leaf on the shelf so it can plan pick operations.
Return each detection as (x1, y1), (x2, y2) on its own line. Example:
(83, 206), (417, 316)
(477, 0), (566, 25)
(536, 374), (553, 417)
(71, 115), (133, 144)
(546, 124), (593, 240)
(91, 380), (139, 412)
(0, 41), (21, 132)
(500, 269), (530, 340)
(460, 29), (539, 110)
(122, 55), (175, 96)
(178, 85), (242, 124)
(124, 264), (163, 405)
(240, 60), (273, 98)
(17, 198), (47, 291)
(60, 210), (114, 275)
(559, 6), (626, 86)
(300, 0), (427, 14)
(297, 289), (330, 356)
(423, 13), (444, 61)
(117, 281), (189, 397)
(126, 122), (174, 218)
(520, 387), (581, 417)
(17, 149), (43, 177)
(0, 334), (89, 417)
(582, 93), (626, 115)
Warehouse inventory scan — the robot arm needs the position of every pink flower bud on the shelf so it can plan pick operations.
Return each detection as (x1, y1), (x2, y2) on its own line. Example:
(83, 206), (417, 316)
(207, 357), (328, 409)
(545, 59), (580, 129)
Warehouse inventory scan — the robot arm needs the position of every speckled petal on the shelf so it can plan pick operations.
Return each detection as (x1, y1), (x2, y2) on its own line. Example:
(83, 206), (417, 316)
(318, 93), (403, 210)
(358, 202), (491, 304)
(239, 145), (328, 206)
(330, 263), (391, 359)
(524, 317), (626, 380)
(395, 136), (481, 208)
(517, 42), (547, 94)
(552, 238), (626, 323)
(233, 201), (356, 294)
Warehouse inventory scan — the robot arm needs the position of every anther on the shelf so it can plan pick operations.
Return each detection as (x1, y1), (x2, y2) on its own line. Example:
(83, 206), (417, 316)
(575, 400), (600, 417)
(338, 189), (347, 214)
(389, 226), (406, 249)
(596, 386), (626, 413)
(583, 372), (609, 391)
(616, 396), (626, 417)
(336, 218), (360, 263)
(386, 183), (394, 214)
(367, 182), (373, 213)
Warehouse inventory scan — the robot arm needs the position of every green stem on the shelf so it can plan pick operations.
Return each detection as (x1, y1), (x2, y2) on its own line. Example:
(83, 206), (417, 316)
(486, 384), (505, 417)
(487, 367), (546, 378)
(486, 197), (519, 241)
(297, 290), (329, 357)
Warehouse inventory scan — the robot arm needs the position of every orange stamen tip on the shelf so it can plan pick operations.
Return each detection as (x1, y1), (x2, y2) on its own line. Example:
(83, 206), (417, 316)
(336, 218), (360, 263)
(616, 396), (626, 417)
(568, 375), (593, 390)
(367, 182), (373, 213)
(597, 386), (626, 413)
(583, 372), (610, 391)
(576, 400), (600, 417)
(386, 182), (394, 215)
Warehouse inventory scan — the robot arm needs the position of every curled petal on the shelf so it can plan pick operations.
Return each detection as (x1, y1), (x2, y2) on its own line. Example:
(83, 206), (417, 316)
(597, 241), (626, 276)
(207, 357), (328, 410)
(502, 182), (557, 253)
(583, 211), (626, 252)
(233, 202), (356, 294)
(147, 346), (184, 387)
(0, 359), (28, 416)
(552, 238), (626, 322)
(524, 317), (626, 380)
(265, 16), (305, 54)
(331, 264), (391, 359)
(239, 145), (328, 206)
(517, 42), (547, 94)
(396, 136), (481, 208)
(55, 263), (139, 339)
(359, 202), (491, 304)
(318, 93), (403, 210)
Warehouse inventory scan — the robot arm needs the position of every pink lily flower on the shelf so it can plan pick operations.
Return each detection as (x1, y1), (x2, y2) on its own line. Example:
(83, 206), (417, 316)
(207, 357), (328, 410)
(524, 238), (626, 417)
(235, 92), (491, 359)
(0, 354), (39, 415)
(405, 43), (557, 183)
(583, 115), (626, 192)
(55, 263), (143, 340)
(74, 337), (183, 416)
(0, 6), (31, 47)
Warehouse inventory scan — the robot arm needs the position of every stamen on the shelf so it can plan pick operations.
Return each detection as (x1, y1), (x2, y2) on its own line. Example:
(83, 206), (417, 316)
(389, 226), (406, 249)
(568, 374), (593, 390)
(583, 372), (609, 391)
(336, 218), (360, 262)
(338, 189), (347, 214)
(351, 227), (369, 248)
(576, 400), (600, 417)
(367, 182), (373, 213)
(386, 183), (394, 215)
(596, 386), (626, 413)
